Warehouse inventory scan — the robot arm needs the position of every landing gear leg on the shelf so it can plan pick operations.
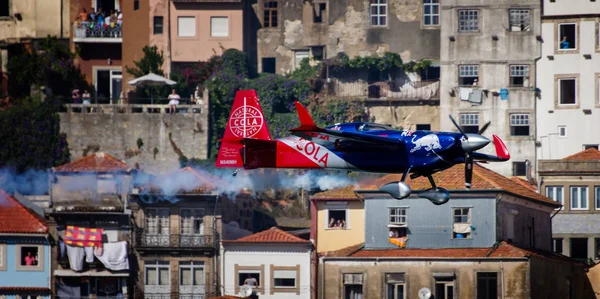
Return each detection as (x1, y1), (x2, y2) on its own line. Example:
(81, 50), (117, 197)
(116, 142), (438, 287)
(427, 175), (437, 189)
(232, 169), (241, 176)
(421, 174), (450, 205)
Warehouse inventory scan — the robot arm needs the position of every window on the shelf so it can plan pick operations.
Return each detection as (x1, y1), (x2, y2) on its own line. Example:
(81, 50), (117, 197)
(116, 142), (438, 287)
(389, 208), (407, 225)
(273, 268), (297, 288)
(385, 273), (405, 299)
(180, 208), (204, 235)
(595, 238), (600, 259)
(294, 50), (309, 70)
(154, 16), (164, 35)
(423, 0), (439, 26)
(313, 3), (326, 23)
(327, 209), (347, 229)
(343, 273), (363, 299)
(558, 23), (576, 50)
(458, 65), (479, 86)
(416, 124), (431, 131)
(238, 270), (260, 287)
(558, 125), (567, 138)
(0, 1), (8, 16)
(211, 17), (229, 37)
(370, 0), (387, 26)
(452, 208), (471, 239)
(312, 46), (324, 61)
(0, 244), (5, 271)
(179, 261), (204, 286)
(509, 65), (529, 87)
(477, 272), (498, 299)
(134, 0), (139, 10)
(570, 186), (588, 210)
(458, 10), (479, 32)
(459, 113), (479, 134)
(570, 238), (588, 260)
(509, 9), (530, 31)
(558, 78), (576, 105)
(388, 208), (407, 246)
(553, 238), (563, 254)
(146, 208), (170, 234)
(512, 162), (526, 176)
(546, 186), (564, 206)
(145, 261), (170, 286)
(585, 144), (599, 150)
(20, 246), (39, 267)
(262, 57), (276, 73)
(510, 114), (530, 136)
(435, 277), (454, 299)
(177, 17), (196, 37)
(263, 1), (278, 28)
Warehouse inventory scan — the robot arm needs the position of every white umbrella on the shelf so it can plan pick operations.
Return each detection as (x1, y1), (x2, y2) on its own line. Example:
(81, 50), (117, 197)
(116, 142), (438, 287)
(128, 72), (177, 104)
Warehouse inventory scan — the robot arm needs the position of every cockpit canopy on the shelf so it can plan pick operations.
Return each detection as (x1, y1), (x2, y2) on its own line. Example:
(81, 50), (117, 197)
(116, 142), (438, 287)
(355, 123), (393, 132)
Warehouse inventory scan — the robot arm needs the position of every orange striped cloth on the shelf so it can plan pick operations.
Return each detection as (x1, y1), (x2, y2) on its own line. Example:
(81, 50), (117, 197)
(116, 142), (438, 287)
(64, 225), (103, 247)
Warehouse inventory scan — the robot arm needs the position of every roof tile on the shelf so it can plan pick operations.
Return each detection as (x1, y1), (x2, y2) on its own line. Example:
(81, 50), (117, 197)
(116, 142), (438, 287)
(0, 190), (48, 234)
(222, 226), (312, 245)
(562, 148), (600, 161)
(53, 152), (131, 173)
(311, 164), (557, 206)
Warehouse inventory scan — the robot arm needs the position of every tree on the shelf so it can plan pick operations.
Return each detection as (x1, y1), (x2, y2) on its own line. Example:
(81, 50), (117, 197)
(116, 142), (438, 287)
(125, 46), (169, 101)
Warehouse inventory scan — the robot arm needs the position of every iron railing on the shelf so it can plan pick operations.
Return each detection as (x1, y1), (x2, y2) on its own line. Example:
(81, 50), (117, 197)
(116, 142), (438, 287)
(135, 233), (215, 249)
(59, 104), (205, 115)
(317, 79), (440, 100)
(73, 22), (122, 40)
(138, 289), (215, 299)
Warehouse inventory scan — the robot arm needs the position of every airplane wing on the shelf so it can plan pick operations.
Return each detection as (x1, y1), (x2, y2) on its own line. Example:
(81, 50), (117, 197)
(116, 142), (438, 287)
(289, 101), (407, 150)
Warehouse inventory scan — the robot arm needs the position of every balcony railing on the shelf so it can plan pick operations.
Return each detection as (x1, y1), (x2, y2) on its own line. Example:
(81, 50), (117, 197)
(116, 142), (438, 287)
(73, 21), (122, 42)
(136, 233), (215, 249)
(318, 79), (440, 100)
(140, 286), (212, 299)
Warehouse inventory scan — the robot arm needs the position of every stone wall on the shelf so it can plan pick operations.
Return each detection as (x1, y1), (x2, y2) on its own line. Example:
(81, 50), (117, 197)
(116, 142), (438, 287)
(59, 104), (209, 174)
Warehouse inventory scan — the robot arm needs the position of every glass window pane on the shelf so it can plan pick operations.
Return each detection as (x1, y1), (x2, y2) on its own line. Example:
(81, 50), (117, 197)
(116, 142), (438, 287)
(159, 268), (169, 285)
(181, 268), (192, 285)
(194, 268), (204, 285)
(146, 268), (157, 285)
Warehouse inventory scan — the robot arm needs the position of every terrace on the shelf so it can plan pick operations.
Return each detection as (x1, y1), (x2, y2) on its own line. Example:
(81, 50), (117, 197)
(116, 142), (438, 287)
(73, 21), (122, 43)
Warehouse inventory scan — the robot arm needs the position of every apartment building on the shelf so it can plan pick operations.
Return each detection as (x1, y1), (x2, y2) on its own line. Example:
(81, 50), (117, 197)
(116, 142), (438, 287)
(439, 0), (541, 178)
(535, 0), (600, 162)
(539, 148), (600, 262)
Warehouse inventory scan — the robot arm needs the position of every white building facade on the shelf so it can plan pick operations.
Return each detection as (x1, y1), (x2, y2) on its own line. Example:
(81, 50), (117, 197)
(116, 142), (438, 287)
(440, 0), (542, 178)
(535, 0), (600, 163)
(220, 227), (313, 299)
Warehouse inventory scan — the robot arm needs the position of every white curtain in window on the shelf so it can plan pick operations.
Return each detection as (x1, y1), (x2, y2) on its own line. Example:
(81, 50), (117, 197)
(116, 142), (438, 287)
(194, 267), (204, 285)
(178, 17), (196, 37)
(211, 17), (229, 37)
(274, 270), (296, 279)
(159, 267), (169, 285)
(181, 268), (192, 285)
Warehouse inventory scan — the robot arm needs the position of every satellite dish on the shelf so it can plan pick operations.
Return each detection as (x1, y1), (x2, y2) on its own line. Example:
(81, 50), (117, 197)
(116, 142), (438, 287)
(239, 285), (253, 297)
(418, 287), (432, 299)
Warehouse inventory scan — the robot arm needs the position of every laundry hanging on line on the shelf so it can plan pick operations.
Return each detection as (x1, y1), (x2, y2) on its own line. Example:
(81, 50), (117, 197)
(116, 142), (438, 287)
(64, 225), (104, 247)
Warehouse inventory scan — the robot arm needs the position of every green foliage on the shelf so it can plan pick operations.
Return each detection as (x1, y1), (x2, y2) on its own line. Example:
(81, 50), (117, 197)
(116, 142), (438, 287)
(288, 58), (320, 81)
(327, 52), (432, 74)
(0, 97), (70, 172)
(311, 99), (368, 127)
(6, 36), (90, 100)
(126, 46), (169, 100)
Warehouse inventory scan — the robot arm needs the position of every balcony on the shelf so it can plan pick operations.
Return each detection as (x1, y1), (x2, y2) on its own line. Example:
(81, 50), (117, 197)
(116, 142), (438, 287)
(141, 289), (213, 299)
(135, 233), (216, 251)
(318, 79), (440, 101)
(73, 22), (122, 43)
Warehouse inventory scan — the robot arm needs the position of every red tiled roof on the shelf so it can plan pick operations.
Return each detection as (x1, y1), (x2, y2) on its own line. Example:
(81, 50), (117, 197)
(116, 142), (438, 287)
(0, 190), (48, 234)
(311, 164), (557, 206)
(324, 241), (579, 263)
(53, 152), (131, 173)
(0, 287), (50, 292)
(562, 148), (600, 161)
(222, 226), (312, 245)
(510, 177), (537, 192)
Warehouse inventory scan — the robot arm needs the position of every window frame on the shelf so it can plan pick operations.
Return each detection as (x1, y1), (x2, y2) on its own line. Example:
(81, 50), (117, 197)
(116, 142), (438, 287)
(180, 208), (205, 235)
(512, 161), (527, 176)
(370, 0), (388, 27)
(458, 9), (479, 32)
(558, 125), (567, 138)
(134, 0), (139, 11)
(15, 244), (44, 272)
(570, 186), (588, 210)
(145, 261), (171, 286)
(509, 65), (530, 87)
(509, 113), (530, 136)
(557, 23), (578, 51)
(459, 113), (479, 134)
(423, 0), (440, 27)
(179, 261), (205, 286)
(389, 207), (408, 226)
(294, 50), (310, 70)
(508, 9), (531, 32)
(595, 186), (600, 210)
(270, 265), (300, 294)
(452, 207), (472, 239)
(235, 265), (265, 294)
(458, 65), (479, 86)
(263, 0), (278, 28)
(342, 273), (364, 299)
(0, 0), (9, 18)
(177, 16), (196, 38)
(210, 16), (229, 38)
(153, 16), (164, 35)
(557, 77), (578, 106)
(145, 207), (170, 235)
(325, 207), (349, 230)
(0, 244), (5, 271)
(475, 271), (499, 299)
(546, 186), (564, 207)
(553, 238), (563, 254)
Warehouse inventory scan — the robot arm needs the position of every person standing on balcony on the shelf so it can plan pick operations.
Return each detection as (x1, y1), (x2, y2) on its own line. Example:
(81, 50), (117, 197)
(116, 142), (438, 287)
(168, 89), (180, 115)
(79, 8), (88, 23)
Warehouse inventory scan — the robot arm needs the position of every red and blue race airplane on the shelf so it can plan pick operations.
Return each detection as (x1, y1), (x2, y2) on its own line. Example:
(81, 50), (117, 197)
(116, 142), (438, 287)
(216, 90), (510, 205)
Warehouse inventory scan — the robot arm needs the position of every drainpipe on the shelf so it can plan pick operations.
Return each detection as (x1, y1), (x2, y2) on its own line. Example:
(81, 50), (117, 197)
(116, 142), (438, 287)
(60, 0), (64, 38)
(500, 261), (505, 299)
(319, 256), (325, 299)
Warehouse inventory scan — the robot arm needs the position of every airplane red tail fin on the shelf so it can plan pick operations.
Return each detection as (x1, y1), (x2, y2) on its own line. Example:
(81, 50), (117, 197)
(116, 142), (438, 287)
(216, 90), (271, 168)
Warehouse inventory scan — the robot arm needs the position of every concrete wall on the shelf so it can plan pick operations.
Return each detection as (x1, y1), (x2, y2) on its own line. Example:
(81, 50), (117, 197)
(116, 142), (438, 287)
(439, 0), (541, 177)
(535, 18), (600, 161)
(0, 0), (69, 43)
(58, 106), (209, 174)
(366, 100), (440, 131)
(121, 0), (150, 95)
(256, 0), (440, 74)
(320, 259), (530, 299)
(315, 200), (364, 253)
(364, 195), (497, 249)
(529, 255), (595, 299)
(542, 0), (600, 16)
(170, 2), (244, 63)
(222, 244), (312, 299)
(0, 237), (51, 290)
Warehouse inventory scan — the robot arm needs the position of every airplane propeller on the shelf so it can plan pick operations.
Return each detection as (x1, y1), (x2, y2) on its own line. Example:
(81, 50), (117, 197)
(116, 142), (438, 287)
(449, 115), (491, 190)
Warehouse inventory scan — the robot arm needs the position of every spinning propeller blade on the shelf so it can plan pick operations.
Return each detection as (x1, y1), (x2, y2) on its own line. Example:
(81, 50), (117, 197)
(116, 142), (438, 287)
(450, 115), (492, 189)
(478, 121), (491, 135)
(449, 114), (468, 140)
(465, 152), (473, 189)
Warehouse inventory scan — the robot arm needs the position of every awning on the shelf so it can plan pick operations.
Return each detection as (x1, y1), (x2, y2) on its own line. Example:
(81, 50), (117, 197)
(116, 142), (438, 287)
(54, 270), (129, 277)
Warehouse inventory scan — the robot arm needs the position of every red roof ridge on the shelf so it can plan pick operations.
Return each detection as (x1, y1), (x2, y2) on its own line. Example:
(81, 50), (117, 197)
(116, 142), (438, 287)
(562, 147), (600, 161)
(223, 226), (312, 244)
(53, 152), (132, 173)
(0, 189), (48, 234)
